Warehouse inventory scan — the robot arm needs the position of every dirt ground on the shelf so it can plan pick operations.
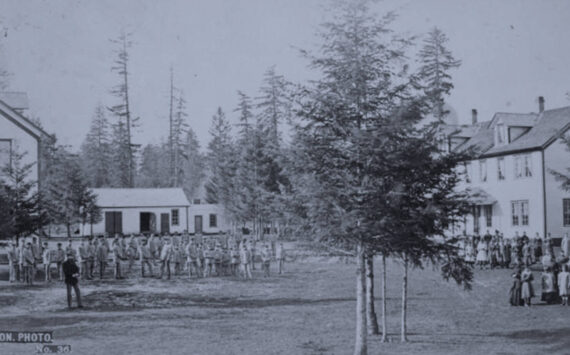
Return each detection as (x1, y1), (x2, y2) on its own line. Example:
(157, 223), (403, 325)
(0, 258), (569, 355)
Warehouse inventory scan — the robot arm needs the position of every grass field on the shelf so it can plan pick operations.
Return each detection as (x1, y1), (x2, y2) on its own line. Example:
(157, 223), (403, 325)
(0, 257), (569, 355)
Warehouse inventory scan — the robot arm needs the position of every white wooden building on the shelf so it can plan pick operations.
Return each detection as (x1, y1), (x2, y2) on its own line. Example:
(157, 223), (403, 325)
(441, 97), (570, 238)
(90, 188), (227, 235)
(0, 92), (51, 185)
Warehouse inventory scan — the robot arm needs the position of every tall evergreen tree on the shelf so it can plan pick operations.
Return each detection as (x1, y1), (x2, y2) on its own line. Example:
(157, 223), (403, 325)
(108, 30), (138, 187)
(171, 93), (189, 187)
(137, 143), (170, 188)
(182, 128), (206, 200)
(0, 147), (46, 239)
(80, 104), (112, 187)
(205, 107), (235, 209)
(417, 27), (461, 121)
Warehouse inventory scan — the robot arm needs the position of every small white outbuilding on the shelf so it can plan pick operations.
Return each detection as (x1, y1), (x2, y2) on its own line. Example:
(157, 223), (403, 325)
(90, 188), (227, 236)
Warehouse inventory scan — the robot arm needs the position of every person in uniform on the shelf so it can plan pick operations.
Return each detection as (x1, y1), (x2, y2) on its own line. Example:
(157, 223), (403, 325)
(186, 239), (199, 278)
(213, 244), (223, 276)
(78, 239), (89, 279)
(222, 247), (231, 276)
(198, 243), (205, 276)
(159, 238), (172, 280)
(112, 239), (123, 279)
(276, 242), (286, 274)
(250, 240), (257, 270)
(31, 236), (42, 280)
(42, 242), (52, 282)
(140, 238), (153, 277)
(87, 239), (96, 279)
(541, 266), (557, 304)
(261, 244), (271, 277)
(240, 241), (252, 280)
(230, 245), (240, 276)
(65, 240), (76, 260)
(126, 234), (138, 275)
(55, 243), (66, 281)
(7, 240), (17, 283)
(172, 244), (182, 276)
(62, 251), (83, 309)
(204, 243), (214, 277)
(23, 242), (35, 285)
(96, 237), (108, 279)
(18, 239), (25, 282)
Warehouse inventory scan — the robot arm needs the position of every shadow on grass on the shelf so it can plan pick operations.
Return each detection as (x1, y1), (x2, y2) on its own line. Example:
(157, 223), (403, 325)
(488, 327), (570, 353)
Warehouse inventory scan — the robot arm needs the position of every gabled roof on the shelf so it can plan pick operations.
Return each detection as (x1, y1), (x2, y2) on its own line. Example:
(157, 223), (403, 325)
(489, 112), (538, 129)
(92, 188), (191, 208)
(483, 106), (570, 157)
(0, 98), (52, 140)
(453, 121), (494, 154)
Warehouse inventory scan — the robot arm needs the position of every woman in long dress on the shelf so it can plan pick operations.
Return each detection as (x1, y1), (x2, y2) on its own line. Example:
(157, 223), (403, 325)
(465, 240), (475, 265)
(541, 267), (558, 304)
(521, 267), (535, 306)
(509, 270), (523, 306)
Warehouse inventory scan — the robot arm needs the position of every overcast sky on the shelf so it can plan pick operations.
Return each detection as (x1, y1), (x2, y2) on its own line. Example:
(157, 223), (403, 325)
(1, 0), (570, 149)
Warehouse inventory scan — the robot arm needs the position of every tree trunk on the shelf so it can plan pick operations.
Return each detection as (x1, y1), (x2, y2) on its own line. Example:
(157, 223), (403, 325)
(381, 253), (388, 342)
(401, 253), (408, 343)
(365, 253), (379, 335)
(354, 241), (367, 355)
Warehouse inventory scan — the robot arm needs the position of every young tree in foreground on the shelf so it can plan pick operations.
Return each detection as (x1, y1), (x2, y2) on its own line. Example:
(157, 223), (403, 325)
(293, 1), (472, 353)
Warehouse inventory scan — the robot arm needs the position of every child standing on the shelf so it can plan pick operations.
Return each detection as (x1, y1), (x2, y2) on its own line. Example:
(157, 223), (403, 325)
(558, 265), (570, 306)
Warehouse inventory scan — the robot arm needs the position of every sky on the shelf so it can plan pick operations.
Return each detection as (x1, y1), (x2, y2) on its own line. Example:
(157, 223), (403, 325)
(1, 0), (570, 150)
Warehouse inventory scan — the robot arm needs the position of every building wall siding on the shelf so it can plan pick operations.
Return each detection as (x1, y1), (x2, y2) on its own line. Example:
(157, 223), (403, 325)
(544, 137), (570, 238)
(457, 150), (544, 238)
(0, 113), (39, 183)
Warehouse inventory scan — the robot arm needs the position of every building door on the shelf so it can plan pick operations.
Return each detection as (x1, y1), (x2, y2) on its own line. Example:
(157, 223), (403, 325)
(105, 211), (123, 235)
(140, 212), (156, 234)
(161, 213), (170, 234)
(195, 215), (203, 234)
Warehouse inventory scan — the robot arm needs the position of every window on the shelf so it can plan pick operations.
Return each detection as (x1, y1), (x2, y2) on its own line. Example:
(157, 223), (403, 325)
(564, 199), (570, 226)
(479, 160), (487, 182)
(465, 162), (471, 183)
(171, 209), (179, 226)
(209, 214), (217, 228)
(0, 139), (11, 172)
(514, 154), (532, 179)
(193, 199), (201, 205)
(483, 205), (492, 227)
(523, 155), (532, 177)
(511, 200), (529, 226)
(497, 157), (505, 180)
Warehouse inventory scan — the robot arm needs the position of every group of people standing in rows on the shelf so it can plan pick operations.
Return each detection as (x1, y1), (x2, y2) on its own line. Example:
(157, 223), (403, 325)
(459, 230), (566, 270)
(5, 232), (288, 284)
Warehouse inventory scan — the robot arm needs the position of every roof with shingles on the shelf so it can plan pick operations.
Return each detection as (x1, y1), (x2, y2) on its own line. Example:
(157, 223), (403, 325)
(447, 106), (570, 158)
(483, 106), (570, 157)
(92, 188), (191, 208)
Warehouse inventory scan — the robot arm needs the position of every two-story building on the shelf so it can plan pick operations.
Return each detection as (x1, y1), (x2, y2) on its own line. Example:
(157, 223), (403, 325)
(0, 92), (51, 185)
(443, 97), (570, 239)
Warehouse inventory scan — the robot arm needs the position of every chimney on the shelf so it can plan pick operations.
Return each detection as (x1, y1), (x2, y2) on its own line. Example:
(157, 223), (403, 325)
(471, 109), (478, 125)
(538, 96), (545, 113)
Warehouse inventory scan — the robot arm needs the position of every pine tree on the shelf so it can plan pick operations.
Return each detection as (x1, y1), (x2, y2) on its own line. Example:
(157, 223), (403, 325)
(417, 27), (461, 121)
(205, 107), (234, 207)
(182, 128), (206, 200)
(80, 104), (112, 187)
(0, 147), (46, 239)
(108, 30), (138, 187)
(172, 93), (189, 187)
(137, 143), (170, 188)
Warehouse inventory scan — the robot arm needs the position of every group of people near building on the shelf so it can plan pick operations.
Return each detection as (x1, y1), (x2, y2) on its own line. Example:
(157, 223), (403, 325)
(458, 230), (568, 270)
(5, 232), (288, 285)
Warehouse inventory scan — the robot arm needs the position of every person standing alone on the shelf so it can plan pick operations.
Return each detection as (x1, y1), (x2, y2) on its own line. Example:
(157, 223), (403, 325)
(62, 252), (83, 309)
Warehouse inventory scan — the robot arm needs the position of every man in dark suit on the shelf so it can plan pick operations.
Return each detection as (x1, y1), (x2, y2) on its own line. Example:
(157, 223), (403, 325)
(62, 252), (83, 309)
